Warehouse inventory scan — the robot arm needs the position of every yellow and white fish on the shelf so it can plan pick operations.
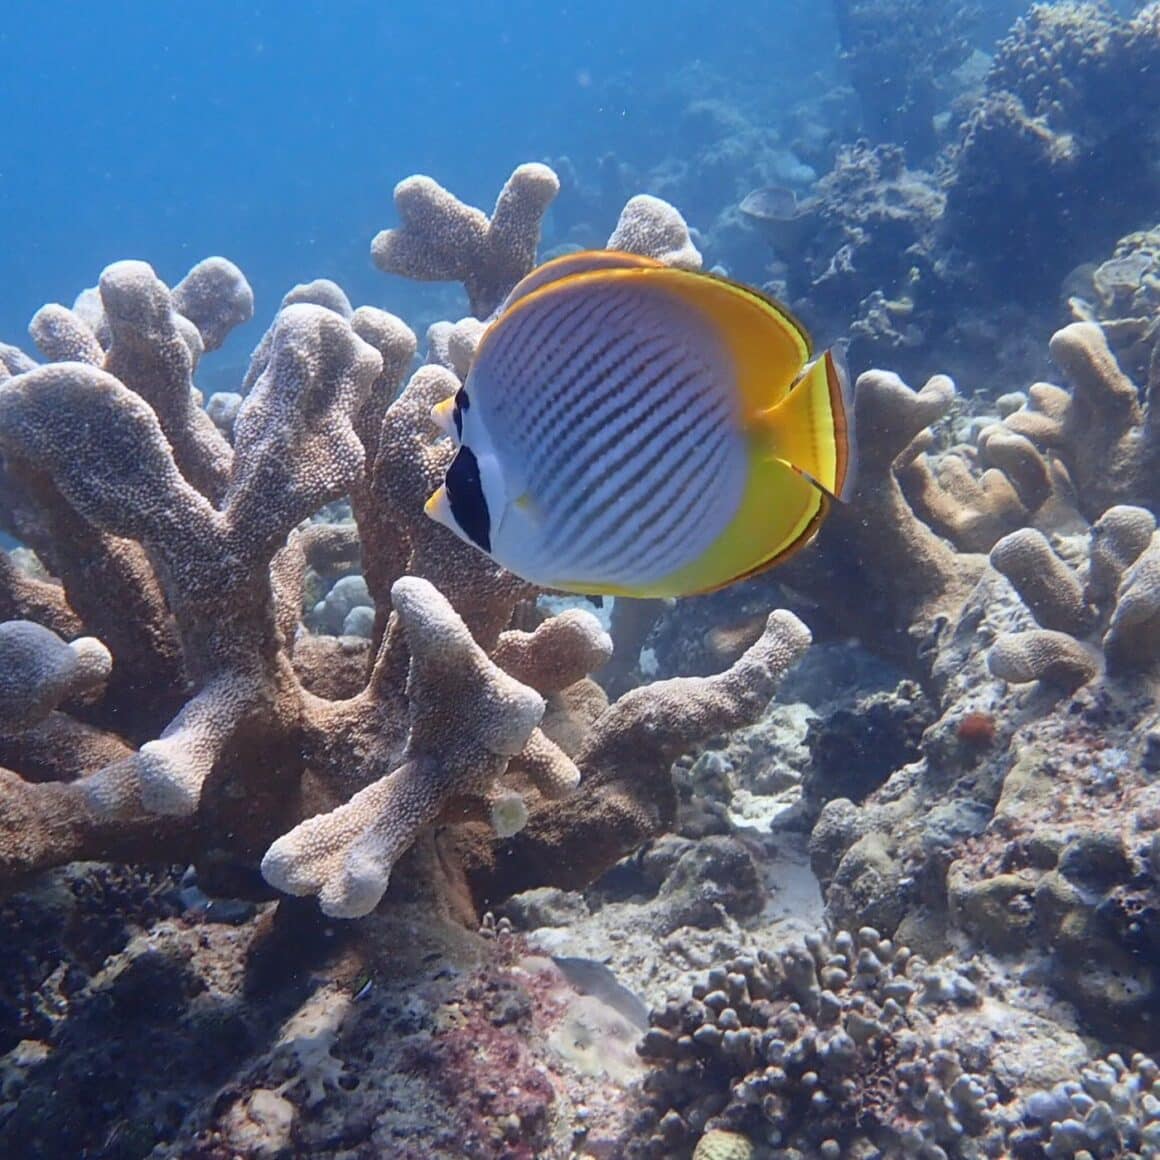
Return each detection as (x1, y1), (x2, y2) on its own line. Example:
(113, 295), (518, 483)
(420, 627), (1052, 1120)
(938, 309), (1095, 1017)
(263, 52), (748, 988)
(424, 250), (856, 598)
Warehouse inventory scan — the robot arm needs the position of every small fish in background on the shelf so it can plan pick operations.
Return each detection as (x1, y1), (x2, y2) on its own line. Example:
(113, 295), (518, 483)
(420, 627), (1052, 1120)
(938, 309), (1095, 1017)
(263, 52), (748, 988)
(738, 184), (821, 251)
(425, 250), (856, 597)
(551, 955), (650, 1031)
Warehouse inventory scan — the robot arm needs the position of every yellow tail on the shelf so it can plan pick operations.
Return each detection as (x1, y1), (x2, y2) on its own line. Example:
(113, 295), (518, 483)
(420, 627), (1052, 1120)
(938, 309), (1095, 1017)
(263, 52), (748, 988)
(760, 345), (857, 501)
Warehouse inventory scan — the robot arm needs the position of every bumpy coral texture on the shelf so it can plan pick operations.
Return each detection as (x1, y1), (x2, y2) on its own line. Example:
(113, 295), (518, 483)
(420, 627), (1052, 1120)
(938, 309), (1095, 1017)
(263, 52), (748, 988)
(627, 927), (1160, 1159)
(945, 2), (1160, 298)
(633, 262), (1160, 1065)
(627, 926), (1003, 1159)
(0, 167), (805, 923)
(371, 163), (562, 319)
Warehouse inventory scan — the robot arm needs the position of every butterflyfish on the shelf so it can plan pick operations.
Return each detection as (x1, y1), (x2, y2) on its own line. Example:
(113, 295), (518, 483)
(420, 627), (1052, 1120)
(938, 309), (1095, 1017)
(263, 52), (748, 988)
(424, 250), (856, 598)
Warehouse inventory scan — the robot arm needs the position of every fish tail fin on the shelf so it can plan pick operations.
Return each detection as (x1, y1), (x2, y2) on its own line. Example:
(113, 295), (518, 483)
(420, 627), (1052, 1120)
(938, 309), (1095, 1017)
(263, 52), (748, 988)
(760, 344), (857, 502)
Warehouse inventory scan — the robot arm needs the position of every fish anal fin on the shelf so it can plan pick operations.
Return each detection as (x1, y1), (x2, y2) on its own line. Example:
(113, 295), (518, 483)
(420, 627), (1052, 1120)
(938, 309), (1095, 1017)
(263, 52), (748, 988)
(652, 457), (828, 596)
(690, 495), (829, 594)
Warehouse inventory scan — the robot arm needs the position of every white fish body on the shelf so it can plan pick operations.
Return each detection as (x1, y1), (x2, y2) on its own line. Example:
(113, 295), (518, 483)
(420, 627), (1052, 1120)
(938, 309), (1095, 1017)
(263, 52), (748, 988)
(425, 251), (855, 598)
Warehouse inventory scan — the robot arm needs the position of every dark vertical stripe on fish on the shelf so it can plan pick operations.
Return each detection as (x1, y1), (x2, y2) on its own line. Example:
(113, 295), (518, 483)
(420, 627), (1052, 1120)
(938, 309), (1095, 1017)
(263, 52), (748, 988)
(533, 335), (676, 486)
(537, 361), (687, 526)
(570, 391), (730, 574)
(596, 384), (729, 536)
(492, 291), (622, 442)
(608, 424), (735, 579)
(549, 366), (714, 556)
(518, 319), (640, 454)
(528, 287), (663, 424)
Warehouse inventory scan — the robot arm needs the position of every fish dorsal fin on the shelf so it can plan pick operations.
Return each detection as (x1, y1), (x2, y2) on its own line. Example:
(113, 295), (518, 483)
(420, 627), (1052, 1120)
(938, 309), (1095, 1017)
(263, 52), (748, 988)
(500, 249), (666, 313)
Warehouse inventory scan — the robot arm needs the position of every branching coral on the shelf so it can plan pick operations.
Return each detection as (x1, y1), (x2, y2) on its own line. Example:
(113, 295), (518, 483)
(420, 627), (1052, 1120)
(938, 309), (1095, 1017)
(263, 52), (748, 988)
(1069, 224), (1160, 393)
(969, 325), (1160, 686)
(459, 610), (812, 905)
(0, 621), (110, 734)
(370, 163), (561, 319)
(0, 166), (806, 928)
(779, 367), (983, 671)
(262, 577), (581, 918)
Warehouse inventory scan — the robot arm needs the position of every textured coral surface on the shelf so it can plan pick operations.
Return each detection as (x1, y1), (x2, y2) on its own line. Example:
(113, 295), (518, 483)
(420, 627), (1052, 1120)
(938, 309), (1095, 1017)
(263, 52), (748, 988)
(3, 145), (1160, 1160)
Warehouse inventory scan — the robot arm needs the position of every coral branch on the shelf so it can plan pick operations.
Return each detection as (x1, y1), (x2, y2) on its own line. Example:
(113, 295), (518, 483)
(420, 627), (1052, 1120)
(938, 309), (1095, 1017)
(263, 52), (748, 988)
(262, 577), (569, 917)
(371, 164), (560, 318)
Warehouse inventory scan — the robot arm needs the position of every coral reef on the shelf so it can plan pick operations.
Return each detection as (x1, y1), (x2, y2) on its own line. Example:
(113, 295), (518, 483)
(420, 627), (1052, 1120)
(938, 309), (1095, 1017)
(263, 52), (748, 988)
(6, 143), (1160, 1159)
(634, 295), (1160, 1081)
(0, 168), (808, 937)
(1068, 223), (1160, 396)
(626, 925), (1160, 1160)
(628, 926), (1003, 1158)
(944, 2), (1160, 300)
(833, 0), (977, 159)
(784, 143), (945, 367)
(788, 333), (1160, 1050)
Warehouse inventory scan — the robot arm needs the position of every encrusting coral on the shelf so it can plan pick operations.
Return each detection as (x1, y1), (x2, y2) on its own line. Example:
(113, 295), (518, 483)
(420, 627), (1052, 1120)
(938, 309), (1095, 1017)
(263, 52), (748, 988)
(624, 925), (1160, 1159)
(0, 166), (807, 926)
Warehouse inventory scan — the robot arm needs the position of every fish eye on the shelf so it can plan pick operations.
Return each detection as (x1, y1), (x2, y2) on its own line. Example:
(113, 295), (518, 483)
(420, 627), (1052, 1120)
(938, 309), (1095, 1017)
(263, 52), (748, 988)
(453, 387), (470, 438)
(445, 444), (491, 552)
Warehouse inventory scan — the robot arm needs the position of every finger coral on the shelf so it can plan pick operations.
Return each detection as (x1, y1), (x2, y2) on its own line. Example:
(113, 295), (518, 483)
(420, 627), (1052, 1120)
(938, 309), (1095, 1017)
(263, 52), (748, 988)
(371, 163), (561, 318)
(0, 166), (808, 931)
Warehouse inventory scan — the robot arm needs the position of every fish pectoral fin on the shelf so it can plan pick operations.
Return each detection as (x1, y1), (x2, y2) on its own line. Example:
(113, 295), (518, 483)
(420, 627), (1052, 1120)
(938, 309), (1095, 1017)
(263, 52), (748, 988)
(430, 397), (458, 438)
(424, 484), (453, 526)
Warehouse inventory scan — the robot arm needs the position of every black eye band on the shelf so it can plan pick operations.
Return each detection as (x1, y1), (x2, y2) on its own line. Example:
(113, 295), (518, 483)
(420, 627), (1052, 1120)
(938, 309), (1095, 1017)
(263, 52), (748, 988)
(445, 445), (491, 552)
(453, 387), (469, 439)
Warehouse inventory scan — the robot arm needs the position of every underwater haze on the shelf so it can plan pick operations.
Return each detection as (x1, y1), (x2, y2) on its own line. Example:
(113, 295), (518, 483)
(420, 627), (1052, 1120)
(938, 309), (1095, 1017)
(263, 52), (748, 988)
(1, 0), (837, 349)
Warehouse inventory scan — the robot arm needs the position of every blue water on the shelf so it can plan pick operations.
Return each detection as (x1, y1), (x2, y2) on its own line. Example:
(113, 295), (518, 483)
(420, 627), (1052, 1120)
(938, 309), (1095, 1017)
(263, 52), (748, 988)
(0, 0), (837, 358)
